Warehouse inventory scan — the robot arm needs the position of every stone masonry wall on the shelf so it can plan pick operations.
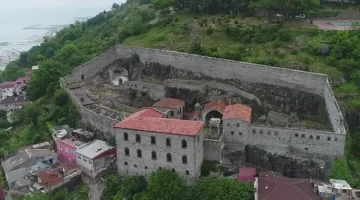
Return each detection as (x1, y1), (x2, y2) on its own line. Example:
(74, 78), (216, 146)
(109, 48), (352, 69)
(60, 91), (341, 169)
(124, 81), (164, 101)
(115, 128), (204, 184)
(203, 134), (224, 162)
(324, 80), (346, 134)
(114, 45), (327, 95)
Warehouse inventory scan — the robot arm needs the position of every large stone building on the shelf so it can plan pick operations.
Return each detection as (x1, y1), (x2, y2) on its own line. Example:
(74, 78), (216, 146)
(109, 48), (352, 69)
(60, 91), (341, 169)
(115, 108), (204, 184)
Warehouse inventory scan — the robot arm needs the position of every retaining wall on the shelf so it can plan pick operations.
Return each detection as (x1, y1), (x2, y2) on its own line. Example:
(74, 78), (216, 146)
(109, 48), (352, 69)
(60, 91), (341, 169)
(203, 134), (224, 161)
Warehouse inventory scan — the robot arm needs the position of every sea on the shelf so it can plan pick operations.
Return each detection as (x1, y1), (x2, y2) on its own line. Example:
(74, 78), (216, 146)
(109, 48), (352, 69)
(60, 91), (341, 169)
(0, 0), (123, 70)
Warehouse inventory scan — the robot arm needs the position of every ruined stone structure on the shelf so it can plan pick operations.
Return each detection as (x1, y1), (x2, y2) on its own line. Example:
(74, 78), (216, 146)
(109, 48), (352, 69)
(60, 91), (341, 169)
(60, 45), (346, 178)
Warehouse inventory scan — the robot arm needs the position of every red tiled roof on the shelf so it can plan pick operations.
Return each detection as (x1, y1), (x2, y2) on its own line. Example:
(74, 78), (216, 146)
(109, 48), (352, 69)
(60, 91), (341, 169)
(258, 177), (321, 200)
(38, 170), (64, 188)
(16, 76), (30, 83)
(222, 104), (252, 123)
(203, 100), (228, 113)
(238, 167), (256, 182)
(115, 117), (204, 136)
(259, 171), (275, 178)
(153, 98), (184, 109)
(126, 108), (164, 120)
(0, 81), (15, 89)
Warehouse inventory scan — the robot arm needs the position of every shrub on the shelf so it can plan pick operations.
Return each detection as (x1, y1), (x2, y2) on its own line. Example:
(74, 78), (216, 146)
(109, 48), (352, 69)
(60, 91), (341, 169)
(234, 20), (238, 24)
(174, 18), (179, 22)
(205, 27), (214, 35)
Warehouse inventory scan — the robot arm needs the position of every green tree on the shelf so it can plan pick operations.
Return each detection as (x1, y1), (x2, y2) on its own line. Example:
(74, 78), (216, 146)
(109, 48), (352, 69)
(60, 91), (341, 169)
(135, 169), (185, 200)
(28, 60), (63, 100)
(54, 89), (69, 106)
(114, 176), (147, 200)
(188, 177), (254, 200)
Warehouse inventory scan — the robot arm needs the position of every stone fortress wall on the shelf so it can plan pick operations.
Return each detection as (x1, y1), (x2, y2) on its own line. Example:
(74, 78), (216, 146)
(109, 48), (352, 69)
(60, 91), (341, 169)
(61, 45), (346, 160)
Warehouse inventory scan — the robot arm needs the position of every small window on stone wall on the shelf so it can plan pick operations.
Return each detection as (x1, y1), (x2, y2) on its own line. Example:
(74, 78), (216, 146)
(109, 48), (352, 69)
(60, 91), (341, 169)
(231, 131), (234, 135)
(239, 132), (242, 136)
(305, 148), (309, 151)
(334, 137), (338, 142)
(327, 137), (331, 141)
(186, 170), (190, 175)
(134, 164), (137, 168)
(295, 133), (299, 137)
(274, 131), (279, 136)
(252, 129), (256, 134)
(172, 168), (175, 173)
(236, 123), (240, 127)
(124, 162), (128, 166)
(316, 136), (320, 140)
(301, 134), (305, 138)
(267, 130), (271, 135)
(309, 135), (313, 140)
(259, 130), (264, 134)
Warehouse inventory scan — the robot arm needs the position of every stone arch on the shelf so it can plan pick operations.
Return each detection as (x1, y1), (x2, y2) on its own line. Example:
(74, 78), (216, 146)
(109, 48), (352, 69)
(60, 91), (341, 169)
(202, 109), (223, 125)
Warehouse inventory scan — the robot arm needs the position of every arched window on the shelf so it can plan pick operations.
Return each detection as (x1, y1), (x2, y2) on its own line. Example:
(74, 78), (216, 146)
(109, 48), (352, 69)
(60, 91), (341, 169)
(182, 155), (187, 164)
(152, 151), (157, 160)
(151, 136), (156, 145)
(182, 140), (187, 149)
(252, 129), (256, 134)
(136, 134), (141, 143)
(81, 74), (85, 80)
(137, 149), (142, 158)
(125, 148), (129, 156)
(167, 153), (172, 162)
(124, 132), (128, 141)
(166, 138), (171, 147)
(309, 135), (313, 140)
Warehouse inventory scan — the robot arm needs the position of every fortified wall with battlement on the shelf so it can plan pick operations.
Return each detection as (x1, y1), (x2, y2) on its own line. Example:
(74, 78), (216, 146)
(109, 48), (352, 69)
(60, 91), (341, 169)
(61, 45), (346, 163)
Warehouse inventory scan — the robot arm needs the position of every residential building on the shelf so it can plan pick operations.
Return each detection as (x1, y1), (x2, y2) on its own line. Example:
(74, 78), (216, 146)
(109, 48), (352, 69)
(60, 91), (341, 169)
(152, 98), (185, 119)
(0, 81), (15, 100)
(115, 109), (205, 184)
(76, 140), (116, 178)
(1, 149), (57, 189)
(254, 176), (321, 200)
(51, 125), (72, 141)
(56, 137), (87, 166)
(0, 96), (29, 111)
(238, 167), (256, 183)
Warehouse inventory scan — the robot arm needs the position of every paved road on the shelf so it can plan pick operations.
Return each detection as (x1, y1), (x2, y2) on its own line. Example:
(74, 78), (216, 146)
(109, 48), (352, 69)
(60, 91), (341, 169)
(83, 175), (105, 200)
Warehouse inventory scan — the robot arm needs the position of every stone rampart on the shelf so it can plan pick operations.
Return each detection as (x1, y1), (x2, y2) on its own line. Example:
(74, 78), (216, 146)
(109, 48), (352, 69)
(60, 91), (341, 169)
(124, 81), (164, 100)
(63, 47), (118, 83)
(324, 80), (346, 134)
(115, 45), (327, 95)
(203, 134), (224, 162)
(247, 125), (345, 158)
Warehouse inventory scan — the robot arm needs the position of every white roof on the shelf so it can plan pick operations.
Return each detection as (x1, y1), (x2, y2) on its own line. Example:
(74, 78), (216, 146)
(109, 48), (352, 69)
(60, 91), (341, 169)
(329, 179), (352, 190)
(318, 185), (332, 194)
(32, 66), (39, 70)
(76, 140), (113, 159)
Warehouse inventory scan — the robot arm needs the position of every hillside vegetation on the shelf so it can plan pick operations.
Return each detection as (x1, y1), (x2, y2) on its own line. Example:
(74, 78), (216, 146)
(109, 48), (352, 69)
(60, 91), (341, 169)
(0, 0), (360, 197)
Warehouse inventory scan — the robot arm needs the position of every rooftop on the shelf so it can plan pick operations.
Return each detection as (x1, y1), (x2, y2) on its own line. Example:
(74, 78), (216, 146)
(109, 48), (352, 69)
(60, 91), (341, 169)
(126, 108), (164, 120)
(329, 179), (352, 190)
(76, 140), (114, 159)
(0, 81), (15, 89)
(238, 167), (256, 182)
(72, 129), (94, 139)
(37, 169), (64, 188)
(115, 117), (204, 136)
(152, 98), (185, 109)
(203, 100), (228, 113)
(222, 104), (252, 123)
(2, 149), (54, 172)
(257, 177), (321, 200)
(58, 137), (87, 148)
(0, 96), (29, 105)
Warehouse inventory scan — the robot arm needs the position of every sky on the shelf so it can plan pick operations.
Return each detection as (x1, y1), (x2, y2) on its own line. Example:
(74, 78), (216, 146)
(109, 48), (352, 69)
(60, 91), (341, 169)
(0, 0), (125, 10)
